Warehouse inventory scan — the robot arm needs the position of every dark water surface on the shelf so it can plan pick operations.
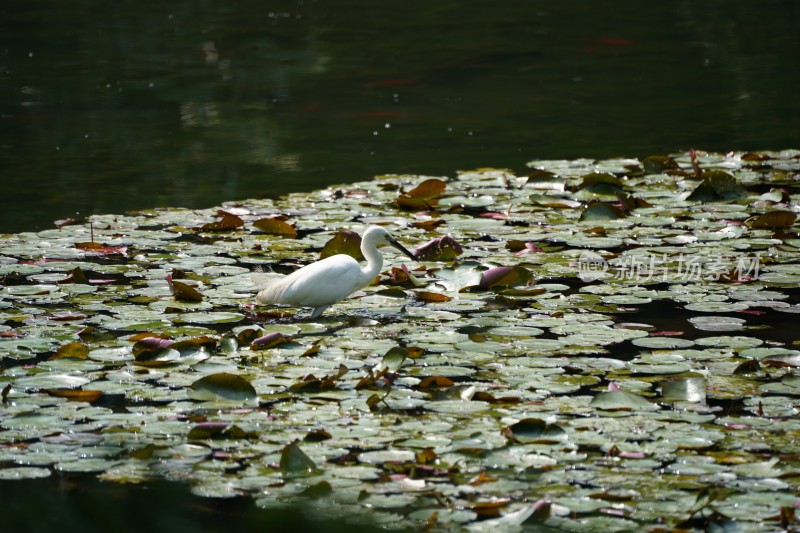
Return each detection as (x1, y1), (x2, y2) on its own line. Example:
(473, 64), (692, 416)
(1, 0), (798, 233)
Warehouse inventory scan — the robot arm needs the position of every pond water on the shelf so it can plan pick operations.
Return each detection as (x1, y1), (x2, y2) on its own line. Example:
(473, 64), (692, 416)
(1, 0), (799, 233)
(1, 3), (800, 531)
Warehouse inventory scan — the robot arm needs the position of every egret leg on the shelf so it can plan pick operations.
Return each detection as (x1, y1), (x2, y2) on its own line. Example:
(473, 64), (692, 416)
(310, 305), (329, 319)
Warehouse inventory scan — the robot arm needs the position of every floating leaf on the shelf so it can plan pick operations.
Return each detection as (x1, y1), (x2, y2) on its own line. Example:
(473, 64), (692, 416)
(187, 422), (251, 440)
(279, 441), (317, 474)
(51, 341), (89, 360)
(577, 173), (623, 197)
(132, 337), (175, 356)
(642, 155), (680, 173)
(74, 242), (127, 255)
(504, 418), (567, 444)
(166, 272), (203, 302)
(580, 201), (626, 221)
(661, 376), (707, 403)
(299, 480), (333, 498)
(746, 210), (796, 229)
(478, 266), (533, 289)
(414, 235), (463, 261)
(189, 372), (257, 402)
(250, 332), (290, 350)
(44, 388), (103, 402)
(528, 194), (582, 208)
(381, 346), (408, 372)
(410, 219), (446, 231)
(396, 178), (446, 209)
(319, 230), (364, 260)
(416, 291), (452, 302)
(687, 170), (746, 201)
(132, 346), (181, 367)
(201, 212), (244, 231)
(590, 390), (658, 411)
(59, 267), (89, 284)
(417, 376), (455, 389)
(252, 217), (298, 237)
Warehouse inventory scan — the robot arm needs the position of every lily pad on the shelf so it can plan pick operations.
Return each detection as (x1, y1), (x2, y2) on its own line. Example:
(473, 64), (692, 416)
(188, 373), (257, 402)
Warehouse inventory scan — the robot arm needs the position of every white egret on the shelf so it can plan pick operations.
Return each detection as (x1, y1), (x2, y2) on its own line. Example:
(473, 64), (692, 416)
(255, 226), (415, 318)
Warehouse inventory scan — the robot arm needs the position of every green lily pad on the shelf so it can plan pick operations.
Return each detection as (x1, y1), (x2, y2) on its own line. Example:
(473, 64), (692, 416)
(188, 373), (257, 402)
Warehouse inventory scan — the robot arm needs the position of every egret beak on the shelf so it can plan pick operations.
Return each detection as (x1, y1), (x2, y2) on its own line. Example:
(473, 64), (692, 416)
(388, 238), (417, 261)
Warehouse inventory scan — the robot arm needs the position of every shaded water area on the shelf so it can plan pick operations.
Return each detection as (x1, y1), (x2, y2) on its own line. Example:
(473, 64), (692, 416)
(2, 0), (799, 233)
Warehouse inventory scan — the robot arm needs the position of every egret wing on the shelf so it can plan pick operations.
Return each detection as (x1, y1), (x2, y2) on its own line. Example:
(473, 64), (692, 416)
(277, 255), (363, 307)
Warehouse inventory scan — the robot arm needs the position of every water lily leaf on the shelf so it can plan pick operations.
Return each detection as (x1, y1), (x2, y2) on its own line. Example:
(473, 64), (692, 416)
(166, 273), (203, 302)
(661, 376), (707, 403)
(761, 353), (800, 368)
(44, 388), (103, 402)
(396, 178), (446, 209)
(431, 265), (482, 291)
(279, 441), (317, 474)
(132, 346), (181, 367)
(503, 418), (567, 444)
(299, 480), (333, 499)
(188, 372), (257, 402)
(414, 235), (463, 261)
(381, 346), (408, 372)
(687, 170), (746, 201)
(417, 376), (455, 389)
(577, 173), (623, 197)
(478, 266), (533, 289)
(252, 217), (298, 237)
(132, 336), (174, 356)
(319, 230), (364, 260)
(580, 201), (626, 221)
(59, 267), (89, 284)
(250, 332), (290, 349)
(642, 155), (680, 173)
(746, 210), (796, 229)
(410, 219), (446, 231)
(416, 291), (452, 302)
(51, 341), (89, 360)
(176, 312), (244, 324)
(201, 212), (244, 231)
(389, 265), (426, 287)
(187, 422), (251, 440)
(169, 336), (216, 356)
(290, 365), (347, 392)
(590, 390), (658, 411)
(528, 194), (582, 208)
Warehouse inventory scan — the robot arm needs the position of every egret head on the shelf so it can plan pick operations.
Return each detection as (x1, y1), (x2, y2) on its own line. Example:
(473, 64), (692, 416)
(364, 226), (416, 260)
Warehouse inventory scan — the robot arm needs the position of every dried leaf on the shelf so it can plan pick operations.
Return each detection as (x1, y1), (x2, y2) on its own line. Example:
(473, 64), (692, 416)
(642, 155), (679, 173)
(414, 235), (463, 261)
(201, 212), (244, 231)
(396, 178), (446, 209)
(416, 291), (452, 302)
(252, 218), (298, 237)
(747, 210), (796, 229)
(44, 388), (103, 402)
(320, 230), (364, 260)
(479, 266), (533, 289)
(50, 341), (89, 360)
(166, 272), (203, 302)
(250, 332), (290, 350)
(59, 267), (89, 284)
(687, 170), (746, 201)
